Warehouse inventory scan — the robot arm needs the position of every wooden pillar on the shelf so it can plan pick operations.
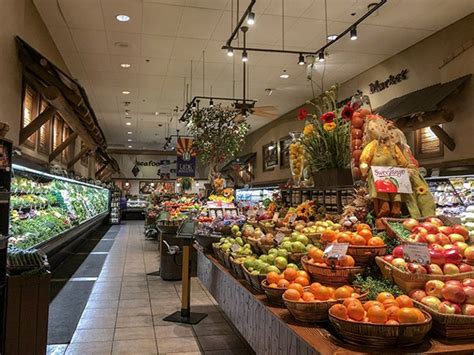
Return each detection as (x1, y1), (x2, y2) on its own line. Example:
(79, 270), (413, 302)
(49, 132), (78, 162)
(430, 125), (456, 151)
(19, 106), (56, 144)
(67, 146), (90, 170)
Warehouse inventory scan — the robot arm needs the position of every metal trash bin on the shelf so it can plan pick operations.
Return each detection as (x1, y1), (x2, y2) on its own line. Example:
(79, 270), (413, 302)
(159, 230), (183, 281)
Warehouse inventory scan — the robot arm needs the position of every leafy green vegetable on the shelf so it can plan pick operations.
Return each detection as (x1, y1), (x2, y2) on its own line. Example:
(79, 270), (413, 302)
(352, 273), (403, 300)
(388, 222), (411, 240)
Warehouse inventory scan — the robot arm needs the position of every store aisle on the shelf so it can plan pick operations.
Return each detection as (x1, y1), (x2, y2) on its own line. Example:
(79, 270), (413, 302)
(47, 221), (254, 355)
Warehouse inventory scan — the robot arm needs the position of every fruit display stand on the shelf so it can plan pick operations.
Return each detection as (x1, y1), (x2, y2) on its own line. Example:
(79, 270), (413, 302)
(196, 247), (474, 354)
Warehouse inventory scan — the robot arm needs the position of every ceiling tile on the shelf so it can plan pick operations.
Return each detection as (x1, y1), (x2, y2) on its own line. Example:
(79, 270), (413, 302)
(142, 3), (184, 36)
(60, 51), (86, 79)
(303, 0), (357, 21)
(171, 37), (208, 60)
(101, 0), (143, 33)
(264, 0), (314, 17)
(70, 29), (108, 54)
(109, 55), (142, 73)
(141, 35), (175, 59)
(33, 0), (67, 27)
(203, 40), (234, 63)
(137, 74), (166, 90)
(245, 14), (298, 45)
(106, 31), (141, 56)
(48, 27), (77, 53)
(186, 0), (229, 10)
(138, 57), (169, 75)
(80, 53), (113, 72)
(58, 0), (105, 30)
(177, 7), (221, 39)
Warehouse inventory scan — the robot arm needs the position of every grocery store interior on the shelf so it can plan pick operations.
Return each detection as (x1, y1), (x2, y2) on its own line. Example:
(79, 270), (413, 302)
(0, 0), (474, 354)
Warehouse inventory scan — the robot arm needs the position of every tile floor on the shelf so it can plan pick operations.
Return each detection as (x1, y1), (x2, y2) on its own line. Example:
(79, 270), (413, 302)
(47, 221), (254, 355)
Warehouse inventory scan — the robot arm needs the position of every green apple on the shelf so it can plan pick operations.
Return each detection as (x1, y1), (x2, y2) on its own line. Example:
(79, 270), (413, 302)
(231, 225), (240, 234)
(268, 248), (279, 255)
(296, 235), (309, 246)
(274, 256), (288, 271)
(287, 263), (299, 270)
(266, 254), (275, 265)
(277, 249), (289, 257)
(251, 270), (260, 276)
(235, 237), (244, 246)
(235, 231), (242, 238)
(291, 241), (306, 253)
(267, 265), (280, 274)
(259, 255), (268, 263)
(281, 241), (292, 252)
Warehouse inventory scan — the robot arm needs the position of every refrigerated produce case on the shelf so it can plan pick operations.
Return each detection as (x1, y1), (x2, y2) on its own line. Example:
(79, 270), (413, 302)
(235, 186), (277, 207)
(9, 164), (110, 264)
(426, 175), (474, 216)
(110, 187), (121, 224)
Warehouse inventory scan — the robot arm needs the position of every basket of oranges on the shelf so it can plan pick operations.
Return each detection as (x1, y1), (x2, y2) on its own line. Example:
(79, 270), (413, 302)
(302, 248), (366, 287)
(261, 268), (311, 306)
(282, 282), (367, 323)
(328, 292), (432, 348)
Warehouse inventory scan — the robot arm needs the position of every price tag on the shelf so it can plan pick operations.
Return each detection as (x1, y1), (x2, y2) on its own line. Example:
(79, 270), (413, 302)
(323, 243), (349, 259)
(272, 212), (279, 222)
(231, 243), (240, 252)
(289, 214), (297, 224)
(247, 209), (256, 218)
(275, 232), (286, 244)
(403, 242), (430, 265)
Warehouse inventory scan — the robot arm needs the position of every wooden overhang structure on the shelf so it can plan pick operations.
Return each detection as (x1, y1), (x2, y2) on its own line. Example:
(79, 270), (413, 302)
(16, 37), (119, 179)
(221, 152), (256, 185)
(376, 74), (471, 152)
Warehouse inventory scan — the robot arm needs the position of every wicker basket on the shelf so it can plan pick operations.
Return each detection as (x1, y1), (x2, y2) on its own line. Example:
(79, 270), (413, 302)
(212, 242), (223, 261)
(347, 245), (387, 266)
(246, 237), (263, 254)
(413, 300), (474, 339)
(382, 215), (456, 243)
(329, 306), (432, 348)
(242, 265), (266, 293)
(301, 256), (365, 287)
(259, 243), (276, 255)
(261, 280), (286, 306)
(221, 251), (232, 269)
(229, 257), (245, 280)
(259, 219), (276, 234)
(275, 227), (292, 236)
(375, 256), (474, 294)
(287, 252), (307, 264)
(194, 234), (222, 252)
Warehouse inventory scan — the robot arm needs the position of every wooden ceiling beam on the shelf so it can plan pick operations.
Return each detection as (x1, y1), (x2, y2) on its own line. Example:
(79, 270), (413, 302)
(396, 110), (454, 131)
(49, 132), (78, 162)
(430, 125), (456, 151)
(67, 146), (90, 170)
(95, 163), (108, 179)
(19, 106), (56, 144)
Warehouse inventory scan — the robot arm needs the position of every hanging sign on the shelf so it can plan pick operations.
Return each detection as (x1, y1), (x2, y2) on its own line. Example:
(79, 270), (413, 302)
(176, 137), (196, 177)
(371, 166), (413, 194)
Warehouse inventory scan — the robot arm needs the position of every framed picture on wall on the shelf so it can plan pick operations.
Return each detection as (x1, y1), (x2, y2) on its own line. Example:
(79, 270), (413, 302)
(279, 135), (291, 169)
(262, 142), (278, 171)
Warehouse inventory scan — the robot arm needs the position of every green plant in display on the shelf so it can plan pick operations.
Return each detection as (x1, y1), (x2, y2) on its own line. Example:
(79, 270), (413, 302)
(179, 177), (193, 192)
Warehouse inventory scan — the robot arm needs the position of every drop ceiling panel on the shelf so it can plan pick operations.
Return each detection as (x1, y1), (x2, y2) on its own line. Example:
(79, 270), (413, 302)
(186, 0), (229, 10)
(70, 29), (108, 54)
(140, 35), (175, 59)
(177, 7), (222, 39)
(109, 55), (141, 73)
(171, 38), (208, 60)
(138, 57), (169, 75)
(47, 27), (77, 52)
(80, 53), (113, 72)
(60, 51), (85, 78)
(59, 0), (105, 30)
(33, 0), (67, 27)
(142, 3), (184, 36)
(264, 0), (314, 17)
(101, 0), (143, 33)
(106, 31), (141, 56)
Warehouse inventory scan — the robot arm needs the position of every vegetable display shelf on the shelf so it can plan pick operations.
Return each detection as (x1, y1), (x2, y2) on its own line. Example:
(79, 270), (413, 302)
(9, 164), (110, 266)
(196, 248), (474, 355)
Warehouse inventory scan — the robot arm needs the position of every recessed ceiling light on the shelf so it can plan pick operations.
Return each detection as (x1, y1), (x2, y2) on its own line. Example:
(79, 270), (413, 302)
(126, 122), (131, 126)
(154, 111), (159, 116)
(128, 145), (132, 148)
(128, 139), (132, 142)
(122, 90), (130, 95)
(127, 131), (133, 134)
(327, 34), (338, 41)
(115, 14), (130, 22)
(279, 70), (289, 79)
(114, 41), (129, 48)
(120, 63), (131, 68)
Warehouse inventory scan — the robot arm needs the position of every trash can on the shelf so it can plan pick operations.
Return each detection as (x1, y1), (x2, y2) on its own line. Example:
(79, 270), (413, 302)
(159, 230), (183, 281)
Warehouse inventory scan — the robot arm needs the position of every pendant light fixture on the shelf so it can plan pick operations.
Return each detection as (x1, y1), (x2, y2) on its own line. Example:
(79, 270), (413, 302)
(279, 70), (289, 79)
(298, 53), (305, 66)
(242, 51), (248, 62)
(350, 27), (358, 40)
(318, 52), (325, 62)
(247, 12), (255, 25)
(227, 47), (234, 56)
(209, 98), (214, 107)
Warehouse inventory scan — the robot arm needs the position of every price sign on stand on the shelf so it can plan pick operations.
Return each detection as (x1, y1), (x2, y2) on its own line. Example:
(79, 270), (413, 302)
(272, 213), (279, 223)
(231, 244), (240, 252)
(275, 232), (286, 245)
(403, 242), (430, 265)
(323, 243), (349, 260)
(289, 214), (297, 224)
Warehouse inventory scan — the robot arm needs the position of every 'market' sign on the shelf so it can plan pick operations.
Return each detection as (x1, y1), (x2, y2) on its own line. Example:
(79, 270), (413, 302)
(369, 69), (408, 94)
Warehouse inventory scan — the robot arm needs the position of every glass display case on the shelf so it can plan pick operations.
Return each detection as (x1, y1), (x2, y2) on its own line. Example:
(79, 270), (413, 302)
(235, 186), (277, 208)
(126, 195), (148, 210)
(9, 164), (110, 250)
(426, 175), (474, 216)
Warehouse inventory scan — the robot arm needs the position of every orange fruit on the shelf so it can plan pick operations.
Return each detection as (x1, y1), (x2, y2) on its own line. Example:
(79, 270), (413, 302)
(347, 301), (365, 321)
(351, 292), (360, 298)
(297, 270), (310, 280)
(330, 304), (348, 320)
(334, 286), (353, 299)
(266, 272), (281, 284)
(302, 292), (315, 302)
(308, 247), (324, 262)
(284, 288), (301, 301)
(363, 301), (383, 311)
(367, 305), (388, 324)
(385, 319), (400, 325)
(277, 279), (290, 288)
(413, 308), (425, 323)
(337, 232), (352, 244)
(382, 299), (399, 309)
(385, 306), (400, 321)
(351, 235), (367, 245)
(288, 283), (304, 296)
(327, 287), (336, 299)
(294, 276), (310, 287)
(312, 285), (331, 301)
(396, 295), (414, 308)
(338, 255), (355, 267)
(269, 283), (278, 288)
(367, 236), (385, 246)
(398, 307), (419, 324)
(322, 229), (337, 242)
(309, 282), (321, 295)
(284, 268), (298, 281)
(356, 223), (371, 232)
(343, 297), (361, 308)
(376, 292), (395, 304)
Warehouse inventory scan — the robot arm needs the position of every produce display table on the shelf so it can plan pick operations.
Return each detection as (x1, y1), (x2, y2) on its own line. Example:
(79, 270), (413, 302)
(196, 248), (474, 355)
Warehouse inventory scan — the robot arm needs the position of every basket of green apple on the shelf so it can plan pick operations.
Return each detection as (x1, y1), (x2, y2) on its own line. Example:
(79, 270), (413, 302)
(278, 231), (313, 264)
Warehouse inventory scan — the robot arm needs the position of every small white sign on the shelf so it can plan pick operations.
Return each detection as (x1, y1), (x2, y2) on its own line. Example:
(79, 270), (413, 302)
(289, 214), (297, 224)
(371, 166), (413, 194)
(231, 244), (240, 252)
(272, 212), (279, 222)
(403, 242), (430, 265)
(275, 232), (286, 244)
(323, 243), (349, 259)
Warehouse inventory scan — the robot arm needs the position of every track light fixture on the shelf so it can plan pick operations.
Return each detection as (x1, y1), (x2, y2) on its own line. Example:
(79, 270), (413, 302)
(247, 12), (255, 25)
(318, 52), (325, 62)
(350, 27), (358, 40)
(279, 70), (289, 79)
(192, 101), (197, 110)
(298, 53), (305, 66)
(227, 47), (234, 56)
(242, 51), (248, 62)
(209, 98), (214, 107)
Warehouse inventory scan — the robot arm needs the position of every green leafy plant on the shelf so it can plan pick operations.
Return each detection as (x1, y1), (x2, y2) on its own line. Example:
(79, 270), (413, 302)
(179, 177), (193, 192)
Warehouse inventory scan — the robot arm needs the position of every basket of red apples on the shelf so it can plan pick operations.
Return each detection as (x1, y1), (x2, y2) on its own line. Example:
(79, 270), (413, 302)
(375, 243), (474, 293)
(409, 278), (474, 339)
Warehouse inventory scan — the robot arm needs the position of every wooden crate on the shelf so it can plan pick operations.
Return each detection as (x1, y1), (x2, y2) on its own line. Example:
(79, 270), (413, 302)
(4, 272), (51, 355)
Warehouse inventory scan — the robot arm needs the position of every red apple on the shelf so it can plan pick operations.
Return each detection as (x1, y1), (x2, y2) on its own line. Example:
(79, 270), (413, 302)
(444, 249), (463, 265)
(391, 258), (407, 269)
(409, 289), (427, 302)
(429, 249), (445, 266)
(464, 246), (474, 261)
(421, 222), (439, 234)
(463, 286), (474, 304)
(452, 225), (469, 239)
(445, 280), (463, 287)
(443, 244), (455, 250)
(449, 233), (466, 244)
(414, 234), (428, 243)
(421, 296), (442, 310)
(438, 300), (462, 314)
(443, 263), (460, 275)
(426, 217), (444, 227)
(412, 226), (428, 236)
(383, 255), (394, 263)
(438, 234), (452, 246)
(427, 264), (443, 275)
(442, 284), (466, 304)
(438, 225), (454, 236)
(392, 245), (404, 259)
(430, 243), (444, 252)
(425, 280), (445, 297)
(403, 218), (419, 231)
(454, 241), (469, 253)
(459, 264), (473, 273)
(426, 234), (440, 244)
(462, 279), (474, 288)
(462, 304), (474, 315)
(406, 263), (427, 274)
